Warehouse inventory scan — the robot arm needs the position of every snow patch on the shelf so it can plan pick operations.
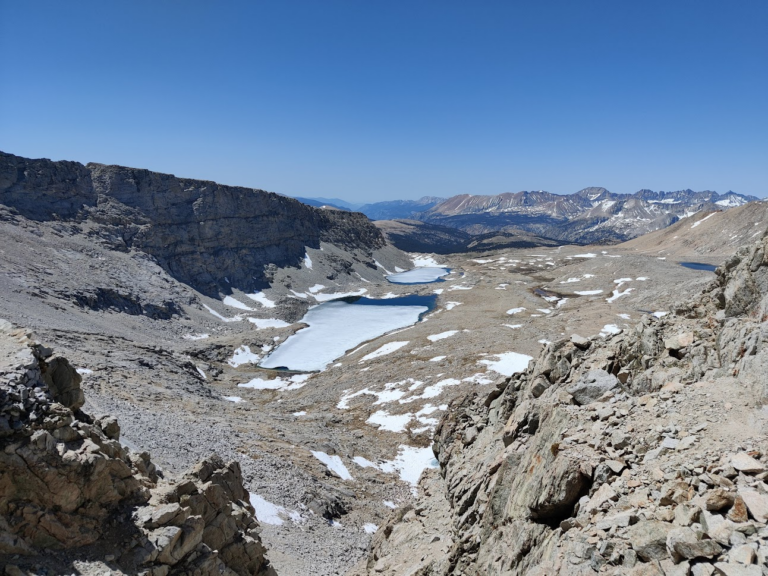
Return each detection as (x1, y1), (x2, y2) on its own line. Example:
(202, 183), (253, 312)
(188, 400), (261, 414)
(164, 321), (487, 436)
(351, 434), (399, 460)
(479, 352), (533, 376)
(203, 304), (243, 323)
(238, 374), (311, 390)
(411, 255), (441, 267)
(353, 456), (378, 468)
(691, 213), (716, 228)
(366, 410), (414, 432)
(360, 341), (409, 362)
(249, 494), (287, 526)
(247, 317), (292, 329)
(379, 445), (439, 486)
(427, 330), (458, 342)
(606, 288), (633, 303)
(228, 345), (262, 367)
(246, 292), (276, 308)
(183, 333), (209, 340)
(599, 324), (622, 337)
(223, 296), (254, 311)
(311, 451), (353, 480)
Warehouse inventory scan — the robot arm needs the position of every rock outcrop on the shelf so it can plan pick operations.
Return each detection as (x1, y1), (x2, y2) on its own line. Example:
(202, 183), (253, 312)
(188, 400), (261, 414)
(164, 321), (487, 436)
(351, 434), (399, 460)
(0, 319), (275, 575)
(362, 231), (768, 575)
(0, 151), (385, 297)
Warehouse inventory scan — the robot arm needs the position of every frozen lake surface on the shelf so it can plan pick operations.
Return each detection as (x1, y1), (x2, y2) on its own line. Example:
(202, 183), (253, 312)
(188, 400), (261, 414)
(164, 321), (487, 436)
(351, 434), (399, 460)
(386, 267), (450, 284)
(260, 295), (436, 372)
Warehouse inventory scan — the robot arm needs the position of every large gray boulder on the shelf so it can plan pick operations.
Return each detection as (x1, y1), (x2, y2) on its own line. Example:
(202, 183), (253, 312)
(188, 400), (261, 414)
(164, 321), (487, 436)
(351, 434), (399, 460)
(567, 369), (619, 405)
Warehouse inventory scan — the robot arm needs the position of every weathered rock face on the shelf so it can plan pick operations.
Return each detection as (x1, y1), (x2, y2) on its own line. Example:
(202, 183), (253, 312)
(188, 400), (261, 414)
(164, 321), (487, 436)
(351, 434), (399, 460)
(0, 153), (95, 220)
(0, 151), (385, 296)
(0, 320), (275, 575)
(363, 232), (768, 575)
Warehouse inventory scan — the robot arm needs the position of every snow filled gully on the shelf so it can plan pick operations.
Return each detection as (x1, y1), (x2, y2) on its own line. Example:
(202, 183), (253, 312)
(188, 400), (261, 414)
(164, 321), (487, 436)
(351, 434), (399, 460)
(259, 294), (438, 372)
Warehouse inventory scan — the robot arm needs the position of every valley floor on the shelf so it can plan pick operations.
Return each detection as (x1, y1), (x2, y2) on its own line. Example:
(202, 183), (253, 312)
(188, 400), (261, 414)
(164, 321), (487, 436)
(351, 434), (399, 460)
(0, 217), (725, 574)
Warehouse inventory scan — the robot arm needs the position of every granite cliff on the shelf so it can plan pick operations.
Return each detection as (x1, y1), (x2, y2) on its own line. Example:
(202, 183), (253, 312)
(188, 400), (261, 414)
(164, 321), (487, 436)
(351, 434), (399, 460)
(0, 151), (385, 297)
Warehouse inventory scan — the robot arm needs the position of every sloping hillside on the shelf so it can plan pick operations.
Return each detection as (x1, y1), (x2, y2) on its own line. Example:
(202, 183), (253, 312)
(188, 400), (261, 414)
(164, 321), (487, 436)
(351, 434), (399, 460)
(620, 201), (768, 262)
(357, 232), (768, 575)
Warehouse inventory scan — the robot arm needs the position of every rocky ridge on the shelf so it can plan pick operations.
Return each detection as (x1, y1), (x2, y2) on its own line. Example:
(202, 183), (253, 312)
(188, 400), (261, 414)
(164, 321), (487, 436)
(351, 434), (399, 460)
(0, 319), (274, 575)
(360, 232), (768, 575)
(373, 219), (560, 255)
(0, 151), (386, 297)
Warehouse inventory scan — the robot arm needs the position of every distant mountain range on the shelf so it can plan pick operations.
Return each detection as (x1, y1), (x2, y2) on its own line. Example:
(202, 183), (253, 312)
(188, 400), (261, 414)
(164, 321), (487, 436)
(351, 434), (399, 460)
(292, 187), (758, 246)
(413, 188), (757, 244)
(357, 196), (445, 220)
(289, 196), (447, 219)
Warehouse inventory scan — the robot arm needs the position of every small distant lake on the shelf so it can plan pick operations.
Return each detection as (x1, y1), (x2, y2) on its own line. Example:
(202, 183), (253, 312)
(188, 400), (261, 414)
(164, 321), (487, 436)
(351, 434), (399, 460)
(680, 262), (718, 272)
(386, 267), (450, 284)
(260, 295), (436, 372)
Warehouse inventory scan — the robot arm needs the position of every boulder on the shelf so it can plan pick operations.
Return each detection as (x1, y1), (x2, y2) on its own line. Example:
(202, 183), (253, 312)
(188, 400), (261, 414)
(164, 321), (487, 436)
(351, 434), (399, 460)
(727, 495), (749, 523)
(666, 526), (722, 562)
(40, 356), (84, 410)
(737, 487), (768, 522)
(567, 370), (619, 405)
(664, 332), (695, 351)
(628, 520), (673, 561)
(728, 545), (756, 565)
(571, 334), (591, 350)
(731, 453), (765, 474)
(704, 488), (736, 512)
(713, 562), (762, 576)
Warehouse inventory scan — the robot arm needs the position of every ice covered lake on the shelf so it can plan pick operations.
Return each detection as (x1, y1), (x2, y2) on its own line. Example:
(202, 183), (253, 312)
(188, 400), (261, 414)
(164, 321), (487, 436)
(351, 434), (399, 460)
(260, 295), (436, 372)
(386, 267), (450, 284)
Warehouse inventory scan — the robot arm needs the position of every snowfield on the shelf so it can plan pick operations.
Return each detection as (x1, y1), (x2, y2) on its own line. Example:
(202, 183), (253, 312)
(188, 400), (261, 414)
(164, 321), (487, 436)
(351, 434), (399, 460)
(479, 352), (533, 376)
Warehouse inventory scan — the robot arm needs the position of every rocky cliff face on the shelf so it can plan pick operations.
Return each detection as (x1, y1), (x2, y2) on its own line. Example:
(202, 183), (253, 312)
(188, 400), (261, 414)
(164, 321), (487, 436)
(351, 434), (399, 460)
(0, 319), (275, 575)
(0, 151), (385, 297)
(362, 232), (768, 575)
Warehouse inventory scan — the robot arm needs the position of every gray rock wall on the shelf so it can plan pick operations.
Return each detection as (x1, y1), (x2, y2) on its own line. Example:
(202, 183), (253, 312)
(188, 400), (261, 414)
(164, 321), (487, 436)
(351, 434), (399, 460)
(0, 151), (385, 296)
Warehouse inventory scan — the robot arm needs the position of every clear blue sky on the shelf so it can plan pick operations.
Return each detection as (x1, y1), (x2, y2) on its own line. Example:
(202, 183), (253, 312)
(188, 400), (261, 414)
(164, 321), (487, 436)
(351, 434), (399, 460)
(1, 1), (766, 202)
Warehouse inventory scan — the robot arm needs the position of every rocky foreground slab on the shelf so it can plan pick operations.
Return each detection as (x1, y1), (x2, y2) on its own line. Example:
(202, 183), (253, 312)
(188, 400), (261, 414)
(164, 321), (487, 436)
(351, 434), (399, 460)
(0, 320), (275, 575)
